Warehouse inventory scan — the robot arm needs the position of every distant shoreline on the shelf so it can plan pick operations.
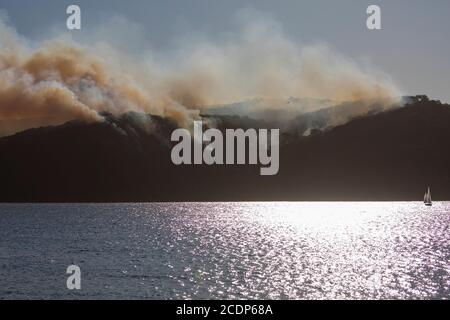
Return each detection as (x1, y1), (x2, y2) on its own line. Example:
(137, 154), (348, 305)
(1, 97), (449, 203)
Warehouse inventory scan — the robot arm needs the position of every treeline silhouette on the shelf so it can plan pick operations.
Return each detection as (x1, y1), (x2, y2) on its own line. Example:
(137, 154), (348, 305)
(0, 96), (449, 202)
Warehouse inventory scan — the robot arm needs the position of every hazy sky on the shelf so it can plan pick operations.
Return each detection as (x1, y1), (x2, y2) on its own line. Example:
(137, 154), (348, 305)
(1, 0), (449, 102)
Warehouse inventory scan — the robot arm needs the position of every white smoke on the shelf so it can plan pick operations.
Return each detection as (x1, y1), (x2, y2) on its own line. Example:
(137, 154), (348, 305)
(0, 10), (402, 137)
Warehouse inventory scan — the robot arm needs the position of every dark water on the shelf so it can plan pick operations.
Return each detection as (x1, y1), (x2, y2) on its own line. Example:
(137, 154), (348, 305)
(0, 202), (448, 299)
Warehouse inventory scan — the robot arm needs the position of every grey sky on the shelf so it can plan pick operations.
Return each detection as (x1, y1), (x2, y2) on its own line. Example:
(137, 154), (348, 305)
(1, 0), (449, 102)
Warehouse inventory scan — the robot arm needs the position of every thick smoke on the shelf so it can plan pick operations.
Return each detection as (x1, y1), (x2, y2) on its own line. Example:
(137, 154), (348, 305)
(0, 12), (401, 136)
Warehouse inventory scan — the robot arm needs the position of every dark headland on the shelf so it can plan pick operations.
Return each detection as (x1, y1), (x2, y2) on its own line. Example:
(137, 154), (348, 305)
(0, 95), (449, 202)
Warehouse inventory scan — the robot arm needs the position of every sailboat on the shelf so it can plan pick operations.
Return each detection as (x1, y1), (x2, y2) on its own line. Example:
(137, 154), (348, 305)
(424, 187), (432, 206)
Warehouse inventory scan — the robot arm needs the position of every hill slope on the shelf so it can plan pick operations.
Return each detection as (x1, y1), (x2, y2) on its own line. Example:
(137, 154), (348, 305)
(0, 97), (449, 201)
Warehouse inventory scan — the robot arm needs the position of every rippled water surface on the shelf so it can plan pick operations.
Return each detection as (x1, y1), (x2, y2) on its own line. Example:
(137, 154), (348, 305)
(0, 202), (449, 299)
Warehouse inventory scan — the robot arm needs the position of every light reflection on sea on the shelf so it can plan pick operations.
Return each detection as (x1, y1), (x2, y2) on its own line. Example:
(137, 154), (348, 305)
(0, 202), (448, 299)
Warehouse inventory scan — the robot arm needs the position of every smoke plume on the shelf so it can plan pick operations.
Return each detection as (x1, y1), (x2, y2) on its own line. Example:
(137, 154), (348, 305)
(0, 12), (402, 136)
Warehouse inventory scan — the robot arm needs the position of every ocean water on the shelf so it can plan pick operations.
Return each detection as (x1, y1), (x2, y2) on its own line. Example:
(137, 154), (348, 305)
(0, 202), (448, 300)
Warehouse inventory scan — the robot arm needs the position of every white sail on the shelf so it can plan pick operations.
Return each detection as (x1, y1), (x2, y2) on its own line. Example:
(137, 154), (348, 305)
(424, 187), (432, 205)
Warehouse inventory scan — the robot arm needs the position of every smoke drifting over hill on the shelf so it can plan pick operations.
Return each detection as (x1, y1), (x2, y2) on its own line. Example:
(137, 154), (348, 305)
(0, 12), (402, 136)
